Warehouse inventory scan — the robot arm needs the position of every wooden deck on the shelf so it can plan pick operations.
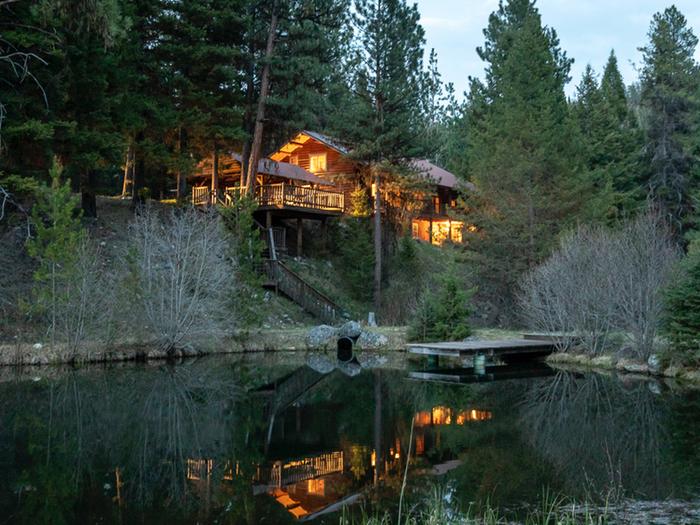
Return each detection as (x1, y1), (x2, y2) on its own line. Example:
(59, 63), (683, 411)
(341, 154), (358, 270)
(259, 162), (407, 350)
(192, 183), (344, 214)
(406, 338), (557, 359)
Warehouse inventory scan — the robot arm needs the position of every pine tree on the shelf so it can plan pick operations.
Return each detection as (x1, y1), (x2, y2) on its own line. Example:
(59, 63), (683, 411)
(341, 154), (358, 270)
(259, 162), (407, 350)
(408, 271), (472, 343)
(26, 159), (84, 347)
(331, 0), (427, 314)
(639, 6), (699, 235)
(465, 0), (585, 321)
(572, 54), (643, 222)
(665, 240), (700, 366)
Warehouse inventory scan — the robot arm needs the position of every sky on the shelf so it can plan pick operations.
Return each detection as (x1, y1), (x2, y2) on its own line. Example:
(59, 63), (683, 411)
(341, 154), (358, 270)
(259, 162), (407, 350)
(414, 0), (700, 98)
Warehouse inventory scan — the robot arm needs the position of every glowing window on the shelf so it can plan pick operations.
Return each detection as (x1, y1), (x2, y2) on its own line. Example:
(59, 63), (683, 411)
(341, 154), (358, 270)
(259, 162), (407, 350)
(309, 153), (327, 173)
(307, 478), (325, 495)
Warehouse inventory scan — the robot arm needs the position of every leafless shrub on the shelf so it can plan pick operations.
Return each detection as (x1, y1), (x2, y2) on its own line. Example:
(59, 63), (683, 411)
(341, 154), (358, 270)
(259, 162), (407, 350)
(520, 211), (680, 358)
(128, 206), (236, 352)
(51, 239), (115, 354)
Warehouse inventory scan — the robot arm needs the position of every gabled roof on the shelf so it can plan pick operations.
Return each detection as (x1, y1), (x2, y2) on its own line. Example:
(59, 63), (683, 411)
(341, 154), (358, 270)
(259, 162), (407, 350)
(230, 152), (333, 186)
(270, 130), (351, 160)
(271, 130), (471, 191)
(410, 159), (469, 190)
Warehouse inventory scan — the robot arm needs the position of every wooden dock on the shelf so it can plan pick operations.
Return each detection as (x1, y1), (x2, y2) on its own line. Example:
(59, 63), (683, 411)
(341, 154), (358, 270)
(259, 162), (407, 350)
(406, 338), (557, 360)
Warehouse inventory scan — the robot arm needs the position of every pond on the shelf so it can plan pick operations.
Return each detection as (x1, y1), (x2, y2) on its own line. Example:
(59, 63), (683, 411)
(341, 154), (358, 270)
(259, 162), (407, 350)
(0, 353), (699, 524)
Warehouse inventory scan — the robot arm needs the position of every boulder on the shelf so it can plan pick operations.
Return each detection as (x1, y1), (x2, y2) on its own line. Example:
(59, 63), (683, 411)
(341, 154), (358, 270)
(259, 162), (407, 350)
(647, 354), (662, 375)
(306, 354), (336, 374)
(356, 330), (388, 350)
(617, 358), (649, 374)
(357, 352), (388, 369)
(337, 320), (362, 339)
(337, 361), (362, 377)
(305, 325), (337, 351)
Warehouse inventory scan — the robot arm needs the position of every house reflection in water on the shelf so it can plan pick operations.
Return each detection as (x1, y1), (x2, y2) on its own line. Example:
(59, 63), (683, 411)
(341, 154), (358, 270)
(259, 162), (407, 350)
(184, 407), (492, 521)
(413, 407), (493, 458)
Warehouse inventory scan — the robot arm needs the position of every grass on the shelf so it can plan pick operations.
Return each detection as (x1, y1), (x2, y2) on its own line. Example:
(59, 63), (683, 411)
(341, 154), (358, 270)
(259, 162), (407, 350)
(339, 488), (610, 525)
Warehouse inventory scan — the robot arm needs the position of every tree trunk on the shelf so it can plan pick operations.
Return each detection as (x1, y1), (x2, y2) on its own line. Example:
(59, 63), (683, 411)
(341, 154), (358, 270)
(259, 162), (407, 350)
(373, 370), (382, 485)
(373, 167), (382, 316)
(176, 127), (188, 202)
(121, 141), (134, 199)
(211, 146), (219, 205)
(80, 170), (97, 218)
(245, 4), (278, 196)
(132, 132), (146, 209)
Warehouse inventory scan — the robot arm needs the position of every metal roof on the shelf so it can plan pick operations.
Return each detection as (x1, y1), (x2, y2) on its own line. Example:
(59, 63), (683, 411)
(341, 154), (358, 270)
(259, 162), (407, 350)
(230, 153), (334, 186)
(410, 159), (474, 191)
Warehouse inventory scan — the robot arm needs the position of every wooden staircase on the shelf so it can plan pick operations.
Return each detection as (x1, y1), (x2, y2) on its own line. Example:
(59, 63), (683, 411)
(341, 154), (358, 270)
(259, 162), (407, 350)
(259, 225), (345, 324)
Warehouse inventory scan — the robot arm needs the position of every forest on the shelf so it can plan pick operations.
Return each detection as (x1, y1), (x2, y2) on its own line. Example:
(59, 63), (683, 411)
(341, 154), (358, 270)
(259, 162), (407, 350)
(1, 0), (700, 370)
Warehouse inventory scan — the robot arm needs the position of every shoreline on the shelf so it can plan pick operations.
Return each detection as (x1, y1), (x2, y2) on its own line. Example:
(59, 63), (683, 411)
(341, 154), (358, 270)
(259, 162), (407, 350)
(546, 351), (700, 386)
(0, 326), (409, 367)
(2, 327), (698, 386)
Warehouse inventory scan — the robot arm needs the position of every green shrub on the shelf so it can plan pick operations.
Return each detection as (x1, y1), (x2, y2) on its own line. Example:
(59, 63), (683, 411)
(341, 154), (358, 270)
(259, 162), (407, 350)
(336, 217), (374, 302)
(664, 241), (700, 366)
(408, 271), (473, 342)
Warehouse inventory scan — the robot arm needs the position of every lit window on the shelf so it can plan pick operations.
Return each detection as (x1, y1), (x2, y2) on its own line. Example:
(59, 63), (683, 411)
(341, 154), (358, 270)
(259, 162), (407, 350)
(309, 153), (327, 173)
(307, 478), (325, 496)
(290, 155), (299, 165)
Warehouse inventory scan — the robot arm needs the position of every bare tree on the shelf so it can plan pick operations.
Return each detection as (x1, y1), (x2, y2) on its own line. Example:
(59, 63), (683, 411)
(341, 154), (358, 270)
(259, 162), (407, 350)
(520, 211), (680, 358)
(128, 206), (237, 352)
(610, 213), (680, 358)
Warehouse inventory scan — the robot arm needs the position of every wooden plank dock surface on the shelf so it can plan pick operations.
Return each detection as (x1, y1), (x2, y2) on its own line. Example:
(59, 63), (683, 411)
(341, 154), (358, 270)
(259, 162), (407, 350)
(406, 338), (557, 358)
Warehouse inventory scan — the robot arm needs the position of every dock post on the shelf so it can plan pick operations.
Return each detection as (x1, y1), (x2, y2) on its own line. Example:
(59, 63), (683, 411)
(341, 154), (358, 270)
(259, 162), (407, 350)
(428, 355), (439, 368)
(473, 354), (486, 375)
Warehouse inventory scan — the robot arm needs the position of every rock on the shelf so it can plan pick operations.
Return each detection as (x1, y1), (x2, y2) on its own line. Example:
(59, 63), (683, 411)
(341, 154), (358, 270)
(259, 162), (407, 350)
(357, 352), (388, 369)
(337, 320), (362, 339)
(146, 348), (168, 360)
(337, 361), (362, 377)
(663, 366), (682, 378)
(591, 355), (614, 368)
(305, 325), (337, 350)
(647, 354), (662, 375)
(306, 354), (335, 374)
(617, 358), (649, 374)
(356, 330), (388, 350)
(682, 370), (700, 383)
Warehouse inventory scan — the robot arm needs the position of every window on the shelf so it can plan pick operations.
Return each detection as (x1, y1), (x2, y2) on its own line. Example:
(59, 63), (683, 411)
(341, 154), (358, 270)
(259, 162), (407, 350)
(309, 153), (327, 173)
(290, 155), (298, 165)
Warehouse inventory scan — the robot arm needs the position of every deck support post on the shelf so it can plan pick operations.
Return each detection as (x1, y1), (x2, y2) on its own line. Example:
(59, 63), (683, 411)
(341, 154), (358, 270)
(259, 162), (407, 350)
(473, 354), (486, 375)
(321, 217), (328, 253)
(296, 218), (303, 257)
(266, 211), (272, 229)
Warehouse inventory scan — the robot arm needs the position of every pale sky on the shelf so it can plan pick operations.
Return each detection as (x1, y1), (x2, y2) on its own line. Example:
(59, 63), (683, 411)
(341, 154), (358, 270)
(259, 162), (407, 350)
(414, 0), (700, 98)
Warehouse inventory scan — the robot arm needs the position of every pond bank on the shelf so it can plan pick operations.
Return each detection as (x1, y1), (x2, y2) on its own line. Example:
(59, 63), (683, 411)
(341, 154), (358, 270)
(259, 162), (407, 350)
(0, 326), (410, 367)
(547, 351), (700, 386)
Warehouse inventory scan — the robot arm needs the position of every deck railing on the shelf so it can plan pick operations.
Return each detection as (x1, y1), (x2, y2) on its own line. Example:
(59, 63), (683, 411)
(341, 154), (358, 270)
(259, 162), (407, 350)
(192, 186), (211, 206)
(264, 259), (342, 323)
(194, 183), (344, 213)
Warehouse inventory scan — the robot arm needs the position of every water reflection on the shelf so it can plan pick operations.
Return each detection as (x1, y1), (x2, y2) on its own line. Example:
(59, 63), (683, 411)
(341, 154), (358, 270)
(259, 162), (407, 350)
(0, 356), (697, 524)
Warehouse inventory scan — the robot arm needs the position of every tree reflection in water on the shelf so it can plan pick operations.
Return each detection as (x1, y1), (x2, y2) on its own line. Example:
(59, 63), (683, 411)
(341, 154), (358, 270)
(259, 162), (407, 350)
(0, 358), (698, 524)
(518, 371), (669, 501)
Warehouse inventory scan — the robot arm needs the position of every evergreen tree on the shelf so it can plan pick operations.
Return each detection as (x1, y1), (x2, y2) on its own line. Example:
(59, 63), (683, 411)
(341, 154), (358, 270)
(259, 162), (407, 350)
(572, 53), (643, 222)
(665, 240), (700, 366)
(408, 271), (472, 343)
(331, 0), (427, 314)
(26, 159), (84, 347)
(639, 6), (699, 235)
(465, 0), (585, 321)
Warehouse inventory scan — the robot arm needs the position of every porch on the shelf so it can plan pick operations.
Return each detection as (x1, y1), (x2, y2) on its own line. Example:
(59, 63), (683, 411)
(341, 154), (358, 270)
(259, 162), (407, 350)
(192, 183), (344, 214)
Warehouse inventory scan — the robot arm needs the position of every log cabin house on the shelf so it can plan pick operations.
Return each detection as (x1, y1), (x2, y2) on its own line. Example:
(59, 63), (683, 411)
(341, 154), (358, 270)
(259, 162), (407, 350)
(190, 130), (468, 253)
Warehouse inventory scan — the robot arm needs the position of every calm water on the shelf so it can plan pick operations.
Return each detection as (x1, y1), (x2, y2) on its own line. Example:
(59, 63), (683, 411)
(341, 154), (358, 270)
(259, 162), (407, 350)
(0, 353), (699, 524)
